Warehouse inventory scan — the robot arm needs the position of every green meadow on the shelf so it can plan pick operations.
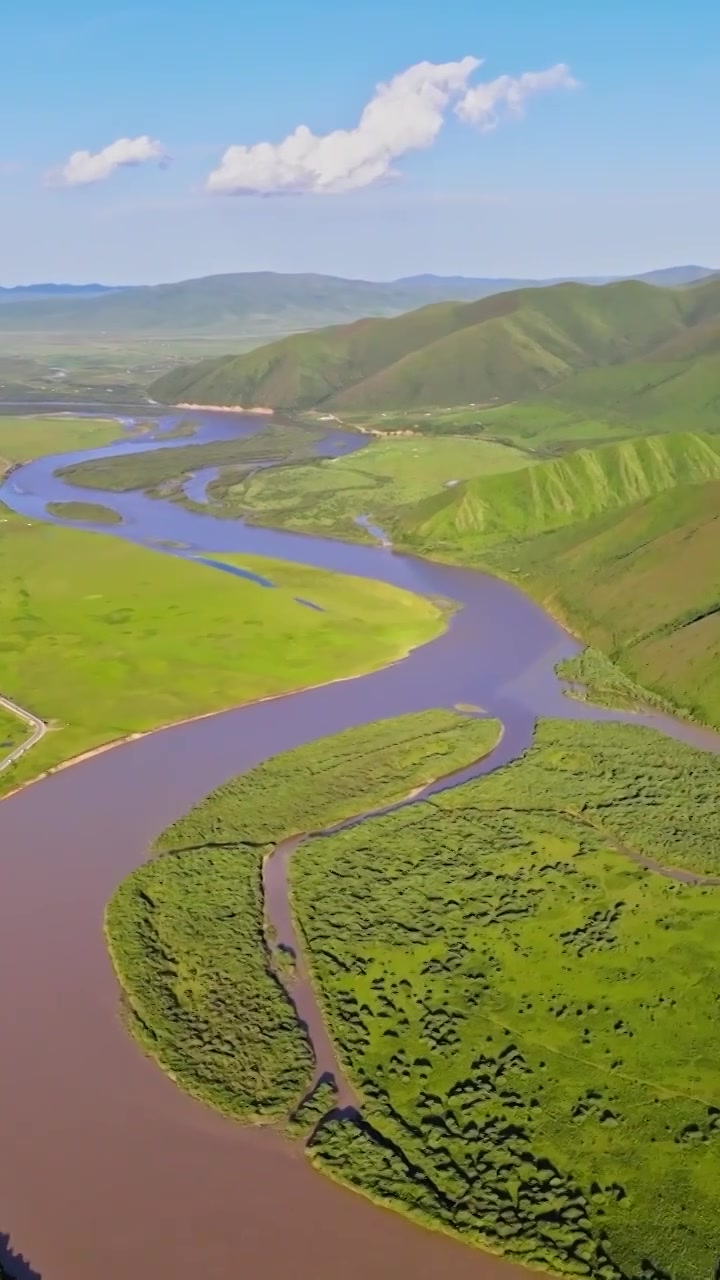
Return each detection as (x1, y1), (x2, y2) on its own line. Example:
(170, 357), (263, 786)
(0, 505), (444, 793)
(105, 712), (500, 1121)
(0, 412), (122, 466)
(207, 434), (533, 538)
(45, 500), (122, 524)
(0, 705), (30, 757)
(56, 418), (325, 493)
(293, 719), (720, 1280)
(105, 707), (720, 1280)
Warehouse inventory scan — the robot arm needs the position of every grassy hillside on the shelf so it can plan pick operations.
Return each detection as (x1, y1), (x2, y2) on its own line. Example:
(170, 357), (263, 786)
(468, 357), (720, 449)
(398, 432), (720, 553)
(397, 431), (720, 726)
(151, 278), (720, 429)
(500, 481), (720, 727)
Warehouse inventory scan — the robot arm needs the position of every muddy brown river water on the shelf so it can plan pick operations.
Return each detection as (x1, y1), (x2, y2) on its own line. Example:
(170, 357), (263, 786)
(1, 409), (718, 1280)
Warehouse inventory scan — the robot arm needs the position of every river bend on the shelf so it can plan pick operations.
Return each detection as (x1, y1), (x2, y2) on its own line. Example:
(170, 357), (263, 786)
(0, 408), (717, 1280)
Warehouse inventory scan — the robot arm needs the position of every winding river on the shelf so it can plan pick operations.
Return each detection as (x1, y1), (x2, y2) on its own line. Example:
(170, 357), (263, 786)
(1, 408), (718, 1280)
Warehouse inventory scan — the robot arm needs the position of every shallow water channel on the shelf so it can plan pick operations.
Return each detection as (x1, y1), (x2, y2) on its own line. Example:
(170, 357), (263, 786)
(0, 407), (717, 1280)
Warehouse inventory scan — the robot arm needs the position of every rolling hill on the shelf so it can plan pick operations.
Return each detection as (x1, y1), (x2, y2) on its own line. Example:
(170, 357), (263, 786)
(150, 277), (720, 422)
(396, 432), (720, 553)
(0, 266), (714, 339)
(395, 431), (720, 726)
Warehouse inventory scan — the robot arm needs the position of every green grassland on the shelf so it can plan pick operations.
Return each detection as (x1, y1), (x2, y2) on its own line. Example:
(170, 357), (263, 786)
(0, 505), (444, 794)
(105, 712), (501, 1121)
(0, 705), (30, 757)
(150, 278), (720, 438)
(322, 404), (644, 453)
(0, 413), (122, 466)
(205, 435), (533, 539)
(55, 418), (325, 493)
(45, 501), (122, 524)
(473, 356), (720, 450)
(0, 332), (274, 404)
(293, 719), (720, 1280)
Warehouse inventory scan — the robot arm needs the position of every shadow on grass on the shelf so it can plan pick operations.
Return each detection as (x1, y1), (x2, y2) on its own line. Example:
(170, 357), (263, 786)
(0, 1233), (42, 1280)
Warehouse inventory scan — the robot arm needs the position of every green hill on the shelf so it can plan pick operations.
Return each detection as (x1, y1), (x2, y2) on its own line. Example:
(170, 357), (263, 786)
(396, 430), (720, 726)
(2, 267), (714, 340)
(398, 432), (720, 553)
(0, 272), (450, 338)
(513, 480), (720, 726)
(150, 278), (720, 427)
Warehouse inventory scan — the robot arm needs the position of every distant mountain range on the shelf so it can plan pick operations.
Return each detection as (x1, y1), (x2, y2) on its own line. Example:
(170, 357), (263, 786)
(0, 267), (715, 336)
(0, 282), (125, 303)
(150, 275), (720, 430)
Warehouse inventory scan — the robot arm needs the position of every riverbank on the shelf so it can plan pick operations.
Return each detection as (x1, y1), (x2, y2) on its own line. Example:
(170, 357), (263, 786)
(0, 617), (448, 805)
(177, 401), (274, 414)
(292, 718), (720, 1280)
(0, 504), (446, 796)
(105, 713), (502, 1125)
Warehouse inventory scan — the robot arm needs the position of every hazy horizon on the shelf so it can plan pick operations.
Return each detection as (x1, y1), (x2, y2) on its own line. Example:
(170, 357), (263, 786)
(1, 261), (717, 290)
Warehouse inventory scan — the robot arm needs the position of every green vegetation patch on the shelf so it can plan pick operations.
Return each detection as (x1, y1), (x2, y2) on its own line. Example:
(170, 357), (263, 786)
(106, 712), (501, 1121)
(0, 413), (121, 465)
(0, 504), (444, 793)
(292, 719), (720, 1280)
(556, 648), (674, 714)
(0, 704), (31, 757)
(397, 431), (720, 729)
(150, 277), (720, 429)
(55, 419), (325, 493)
(208, 435), (533, 539)
(46, 500), (122, 525)
(399, 432), (720, 556)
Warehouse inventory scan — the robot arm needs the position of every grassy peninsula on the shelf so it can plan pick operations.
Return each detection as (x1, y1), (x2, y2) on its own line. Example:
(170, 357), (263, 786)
(105, 712), (501, 1121)
(55, 418), (325, 493)
(105, 708), (720, 1280)
(0, 503), (445, 794)
(293, 719), (720, 1280)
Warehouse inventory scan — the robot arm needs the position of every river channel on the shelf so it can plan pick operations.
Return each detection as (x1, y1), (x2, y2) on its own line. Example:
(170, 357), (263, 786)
(0, 407), (718, 1280)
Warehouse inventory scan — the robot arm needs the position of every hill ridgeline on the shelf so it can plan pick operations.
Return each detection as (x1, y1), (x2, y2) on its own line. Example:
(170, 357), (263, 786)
(149, 277), (720, 424)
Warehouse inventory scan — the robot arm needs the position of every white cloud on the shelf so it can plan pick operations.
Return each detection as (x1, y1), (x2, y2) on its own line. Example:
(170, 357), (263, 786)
(207, 57), (577, 198)
(456, 63), (578, 131)
(207, 58), (480, 196)
(53, 135), (168, 187)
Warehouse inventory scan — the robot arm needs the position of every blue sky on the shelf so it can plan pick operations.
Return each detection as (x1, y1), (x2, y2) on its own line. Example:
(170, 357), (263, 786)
(1, 0), (718, 283)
